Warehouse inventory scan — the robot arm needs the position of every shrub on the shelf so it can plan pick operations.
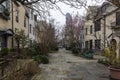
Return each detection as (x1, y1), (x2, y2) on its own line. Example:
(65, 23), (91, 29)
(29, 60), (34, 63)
(1, 47), (9, 56)
(31, 43), (42, 55)
(97, 59), (109, 66)
(24, 61), (39, 76)
(54, 47), (59, 51)
(72, 47), (80, 55)
(65, 46), (71, 50)
(51, 47), (59, 51)
(34, 55), (41, 63)
(111, 57), (120, 69)
(34, 55), (49, 64)
(5, 61), (39, 80)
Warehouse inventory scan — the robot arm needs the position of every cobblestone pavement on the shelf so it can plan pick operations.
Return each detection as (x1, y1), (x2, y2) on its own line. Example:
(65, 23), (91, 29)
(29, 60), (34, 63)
(32, 49), (109, 80)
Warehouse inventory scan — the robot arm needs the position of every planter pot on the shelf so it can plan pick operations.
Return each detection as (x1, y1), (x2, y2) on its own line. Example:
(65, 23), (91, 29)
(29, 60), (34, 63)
(109, 67), (120, 80)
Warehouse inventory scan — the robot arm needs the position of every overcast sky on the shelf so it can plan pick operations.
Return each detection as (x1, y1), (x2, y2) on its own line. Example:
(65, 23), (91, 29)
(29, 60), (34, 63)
(50, 2), (85, 26)
(49, 0), (105, 27)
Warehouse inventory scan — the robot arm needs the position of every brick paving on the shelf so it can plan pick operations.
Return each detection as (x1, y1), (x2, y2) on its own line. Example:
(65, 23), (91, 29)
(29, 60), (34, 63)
(31, 49), (109, 80)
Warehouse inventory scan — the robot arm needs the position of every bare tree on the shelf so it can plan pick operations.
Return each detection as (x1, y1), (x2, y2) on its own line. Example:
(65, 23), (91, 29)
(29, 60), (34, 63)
(0, 0), (119, 20)
(0, 0), (120, 12)
(35, 19), (57, 55)
(0, 0), (89, 19)
(64, 13), (85, 49)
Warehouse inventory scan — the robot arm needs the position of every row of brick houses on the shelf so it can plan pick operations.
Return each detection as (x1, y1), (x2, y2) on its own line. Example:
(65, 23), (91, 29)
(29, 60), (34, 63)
(0, 0), (38, 49)
(84, 2), (120, 56)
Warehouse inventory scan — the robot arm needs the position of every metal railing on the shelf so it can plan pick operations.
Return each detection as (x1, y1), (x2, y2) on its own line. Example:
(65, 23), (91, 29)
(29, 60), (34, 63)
(0, 58), (7, 80)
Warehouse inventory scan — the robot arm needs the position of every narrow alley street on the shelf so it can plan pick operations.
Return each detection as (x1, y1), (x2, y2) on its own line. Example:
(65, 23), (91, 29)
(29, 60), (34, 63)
(32, 49), (109, 80)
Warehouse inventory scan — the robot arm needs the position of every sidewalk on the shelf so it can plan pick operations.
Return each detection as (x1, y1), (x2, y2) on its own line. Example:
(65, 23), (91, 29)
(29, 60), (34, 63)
(94, 55), (106, 60)
(32, 49), (109, 80)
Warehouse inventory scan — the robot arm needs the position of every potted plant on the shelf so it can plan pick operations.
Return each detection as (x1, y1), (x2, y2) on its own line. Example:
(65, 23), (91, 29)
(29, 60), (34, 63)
(104, 39), (120, 80)
(109, 57), (120, 80)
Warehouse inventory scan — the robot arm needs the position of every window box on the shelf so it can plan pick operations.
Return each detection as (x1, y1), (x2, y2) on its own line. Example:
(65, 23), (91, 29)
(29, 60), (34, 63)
(3, 8), (10, 16)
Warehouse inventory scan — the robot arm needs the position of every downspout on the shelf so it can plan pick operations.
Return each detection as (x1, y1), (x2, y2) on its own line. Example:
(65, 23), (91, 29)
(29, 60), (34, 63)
(11, 0), (14, 48)
(103, 15), (106, 48)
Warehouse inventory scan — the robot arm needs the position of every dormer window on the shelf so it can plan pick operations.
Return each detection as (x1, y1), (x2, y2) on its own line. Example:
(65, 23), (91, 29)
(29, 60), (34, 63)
(0, 0), (10, 20)
(101, 5), (107, 13)
(6, 0), (10, 9)
(1, 0), (10, 9)
(0, 0), (10, 13)
(0, 5), (5, 13)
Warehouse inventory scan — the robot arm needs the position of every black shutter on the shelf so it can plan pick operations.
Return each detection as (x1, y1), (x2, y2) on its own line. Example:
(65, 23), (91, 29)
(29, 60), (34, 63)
(95, 39), (101, 50)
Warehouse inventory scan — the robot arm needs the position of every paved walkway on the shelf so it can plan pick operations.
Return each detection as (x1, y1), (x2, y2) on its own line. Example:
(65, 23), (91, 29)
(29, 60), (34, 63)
(32, 49), (109, 80)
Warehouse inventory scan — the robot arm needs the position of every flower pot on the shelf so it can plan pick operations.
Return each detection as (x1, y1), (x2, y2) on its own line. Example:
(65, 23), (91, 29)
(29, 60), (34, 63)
(109, 67), (120, 80)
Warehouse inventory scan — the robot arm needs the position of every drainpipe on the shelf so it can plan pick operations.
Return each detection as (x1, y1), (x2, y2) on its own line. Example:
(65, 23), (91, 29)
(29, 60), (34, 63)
(11, 0), (14, 48)
(103, 15), (106, 48)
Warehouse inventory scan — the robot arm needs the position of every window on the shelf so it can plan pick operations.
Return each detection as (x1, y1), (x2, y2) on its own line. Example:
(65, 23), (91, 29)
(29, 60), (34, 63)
(90, 40), (93, 49)
(24, 16), (26, 27)
(1, 0), (10, 9)
(16, 10), (19, 22)
(90, 25), (92, 34)
(95, 39), (101, 50)
(116, 12), (120, 26)
(95, 19), (101, 31)
(0, 5), (5, 13)
(29, 24), (31, 33)
(101, 5), (106, 13)
(85, 41), (88, 50)
(2, 1), (6, 7)
(6, 0), (10, 9)
(31, 9), (33, 20)
(33, 27), (35, 35)
(0, 37), (2, 47)
(0, 0), (10, 13)
(86, 28), (88, 35)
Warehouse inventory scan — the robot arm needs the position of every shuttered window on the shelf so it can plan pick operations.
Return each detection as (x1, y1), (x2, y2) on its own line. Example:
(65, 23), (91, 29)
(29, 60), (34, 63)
(95, 19), (101, 31)
(85, 41), (88, 50)
(90, 40), (93, 49)
(116, 12), (120, 26)
(90, 25), (92, 34)
(95, 39), (101, 50)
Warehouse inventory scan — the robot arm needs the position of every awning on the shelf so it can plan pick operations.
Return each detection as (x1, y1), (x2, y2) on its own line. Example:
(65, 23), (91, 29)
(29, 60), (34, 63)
(0, 29), (14, 36)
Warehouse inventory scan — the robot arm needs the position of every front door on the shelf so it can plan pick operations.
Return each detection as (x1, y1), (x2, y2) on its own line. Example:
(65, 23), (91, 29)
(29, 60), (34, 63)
(1, 36), (7, 48)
